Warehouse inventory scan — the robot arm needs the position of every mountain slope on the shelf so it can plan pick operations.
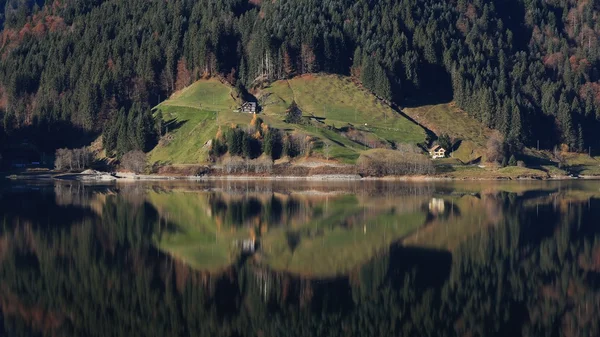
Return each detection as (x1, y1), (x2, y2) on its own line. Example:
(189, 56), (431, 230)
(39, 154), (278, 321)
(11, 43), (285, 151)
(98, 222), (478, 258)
(148, 74), (428, 165)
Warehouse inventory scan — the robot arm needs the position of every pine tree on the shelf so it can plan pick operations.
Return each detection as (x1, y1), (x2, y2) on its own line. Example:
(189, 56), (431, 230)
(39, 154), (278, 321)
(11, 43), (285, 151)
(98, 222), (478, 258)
(242, 132), (252, 158)
(155, 110), (164, 136)
(351, 47), (363, 78)
(577, 124), (584, 152)
(508, 102), (523, 145)
(558, 93), (575, 148)
(361, 56), (375, 91)
(263, 129), (273, 156)
(375, 64), (392, 101)
(116, 113), (129, 157)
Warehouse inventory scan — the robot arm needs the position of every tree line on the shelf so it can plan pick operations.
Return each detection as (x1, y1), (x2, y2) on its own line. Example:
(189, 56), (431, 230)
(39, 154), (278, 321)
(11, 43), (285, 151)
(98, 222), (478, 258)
(0, 0), (600, 156)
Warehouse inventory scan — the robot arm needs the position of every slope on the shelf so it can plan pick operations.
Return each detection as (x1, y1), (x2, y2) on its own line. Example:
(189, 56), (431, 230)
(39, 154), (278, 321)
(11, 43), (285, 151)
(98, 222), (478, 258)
(148, 79), (243, 164)
(149, 74), (428, 165)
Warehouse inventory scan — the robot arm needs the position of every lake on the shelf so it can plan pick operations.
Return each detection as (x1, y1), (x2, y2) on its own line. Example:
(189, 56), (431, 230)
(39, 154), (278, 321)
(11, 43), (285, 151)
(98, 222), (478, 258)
(1, 180), (599, 336)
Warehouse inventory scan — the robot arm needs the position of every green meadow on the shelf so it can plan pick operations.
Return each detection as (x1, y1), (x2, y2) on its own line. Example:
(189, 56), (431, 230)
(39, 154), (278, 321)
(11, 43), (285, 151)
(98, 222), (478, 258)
(149, 75), (427, 164)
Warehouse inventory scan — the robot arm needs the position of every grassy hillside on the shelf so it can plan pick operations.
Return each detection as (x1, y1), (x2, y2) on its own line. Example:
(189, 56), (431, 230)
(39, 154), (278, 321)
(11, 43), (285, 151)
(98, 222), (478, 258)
(148, 79), (246, 164)
(260, 75), (426, 145)
(403, 102), (490, 163)
(148, 75), (427, 164)
(144, 74), (596, 178)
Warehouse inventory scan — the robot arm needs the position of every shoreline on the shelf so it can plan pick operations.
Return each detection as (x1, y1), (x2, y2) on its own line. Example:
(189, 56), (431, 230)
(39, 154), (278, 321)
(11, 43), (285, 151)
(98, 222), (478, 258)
(4, 170), (598, 183)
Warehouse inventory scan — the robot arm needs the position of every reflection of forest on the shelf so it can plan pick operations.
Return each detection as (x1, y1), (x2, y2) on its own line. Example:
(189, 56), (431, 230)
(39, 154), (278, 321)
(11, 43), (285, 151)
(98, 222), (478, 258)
(1, 182), (600, 336)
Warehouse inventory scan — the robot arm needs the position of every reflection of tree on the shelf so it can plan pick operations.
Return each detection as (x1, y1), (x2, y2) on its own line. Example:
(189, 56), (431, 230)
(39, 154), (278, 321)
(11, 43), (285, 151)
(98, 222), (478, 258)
(285, 231), (301, 254)
(209, 194), (302, 228)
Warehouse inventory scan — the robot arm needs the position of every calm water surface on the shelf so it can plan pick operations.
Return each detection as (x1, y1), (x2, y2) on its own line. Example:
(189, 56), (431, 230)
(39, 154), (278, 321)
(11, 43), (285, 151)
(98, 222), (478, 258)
(1, 180), (599, 337)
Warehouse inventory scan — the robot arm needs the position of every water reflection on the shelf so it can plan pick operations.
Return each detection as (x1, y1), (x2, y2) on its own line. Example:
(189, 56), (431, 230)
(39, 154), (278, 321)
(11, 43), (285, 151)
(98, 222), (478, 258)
(0, 180), (599, 336)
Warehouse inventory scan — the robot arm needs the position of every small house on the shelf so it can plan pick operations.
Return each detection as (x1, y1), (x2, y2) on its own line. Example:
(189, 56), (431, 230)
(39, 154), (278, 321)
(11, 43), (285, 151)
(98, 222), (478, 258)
(429, 145), (446, 159)
(241, 102), (257, 114)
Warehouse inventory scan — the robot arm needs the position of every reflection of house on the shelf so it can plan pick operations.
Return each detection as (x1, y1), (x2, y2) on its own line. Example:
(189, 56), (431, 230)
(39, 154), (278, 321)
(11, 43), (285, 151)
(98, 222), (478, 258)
(236, 238), (256, 253)
(429, 145), (446, 159)
(240, 102), (257, 114)
(428, 198), (445, 214)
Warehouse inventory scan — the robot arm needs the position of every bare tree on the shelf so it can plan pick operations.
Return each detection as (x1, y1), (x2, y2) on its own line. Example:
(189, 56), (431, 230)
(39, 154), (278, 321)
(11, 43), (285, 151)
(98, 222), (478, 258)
(486, 131), (506, 164)
(553, 145), (566, 168)
(55, 147), (92, 171)
(324, 142), (331, 161)
(121, 150), (147, 174)
(223, 156), (245, 174)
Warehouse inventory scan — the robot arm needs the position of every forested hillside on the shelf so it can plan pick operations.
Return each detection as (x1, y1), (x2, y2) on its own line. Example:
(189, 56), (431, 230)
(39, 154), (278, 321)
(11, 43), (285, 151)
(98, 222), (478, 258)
(1, 0), (599, 156)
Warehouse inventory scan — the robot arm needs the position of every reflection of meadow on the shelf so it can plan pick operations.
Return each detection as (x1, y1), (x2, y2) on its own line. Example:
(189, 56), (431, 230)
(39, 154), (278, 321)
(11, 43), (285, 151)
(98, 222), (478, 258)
(149, 181), (600, 275)
(148, 189), (430, 276)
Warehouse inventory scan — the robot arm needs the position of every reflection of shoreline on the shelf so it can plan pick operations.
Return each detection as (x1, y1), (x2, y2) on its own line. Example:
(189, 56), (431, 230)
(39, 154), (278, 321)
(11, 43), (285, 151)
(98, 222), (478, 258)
(9, 169), (600, 182)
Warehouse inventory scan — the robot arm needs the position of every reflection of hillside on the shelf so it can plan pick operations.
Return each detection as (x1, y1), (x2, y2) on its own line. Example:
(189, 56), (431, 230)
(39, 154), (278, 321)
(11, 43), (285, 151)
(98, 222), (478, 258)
(402, 194), (504, 250)
(149, 189), (430, 276)
(258, 196), (427, 277)
(402, 184), (600, 252)
(153, 182), (600, 275)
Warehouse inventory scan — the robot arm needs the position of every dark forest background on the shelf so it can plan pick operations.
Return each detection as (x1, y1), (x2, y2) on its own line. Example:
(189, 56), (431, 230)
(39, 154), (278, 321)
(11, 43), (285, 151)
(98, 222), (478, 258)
(1, 0), (600, 156)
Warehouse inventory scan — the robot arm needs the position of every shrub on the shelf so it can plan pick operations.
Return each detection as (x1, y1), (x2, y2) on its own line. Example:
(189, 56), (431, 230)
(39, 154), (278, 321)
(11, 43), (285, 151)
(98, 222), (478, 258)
(508, 154), (517, 166)
(121, 150), (147, 174)
(222, 156), (245, 174)
(284, 101), (302, 124)
(221, 156), (273, 174)
(437, 133), (452, 151)
(209, 138), (227, 160)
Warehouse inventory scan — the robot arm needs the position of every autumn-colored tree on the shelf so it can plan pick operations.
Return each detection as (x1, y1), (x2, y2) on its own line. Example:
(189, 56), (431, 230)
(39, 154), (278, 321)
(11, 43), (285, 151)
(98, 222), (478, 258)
(226, 68), (237, 85)
(283, 47), (294, 78)
(175, 58), (192, 91)
(300, 44), (316, 74)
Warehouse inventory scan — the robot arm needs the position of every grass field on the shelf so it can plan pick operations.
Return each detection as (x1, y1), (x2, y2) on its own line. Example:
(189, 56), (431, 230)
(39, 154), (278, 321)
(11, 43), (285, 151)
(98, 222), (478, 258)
(148, 74), (427, 165)
(403, 102), (490, 163)
(261, 75), (425, 143)
(148, 79), (247, 164)
(562, 152), (600, 175)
